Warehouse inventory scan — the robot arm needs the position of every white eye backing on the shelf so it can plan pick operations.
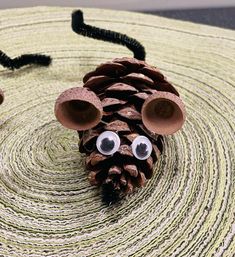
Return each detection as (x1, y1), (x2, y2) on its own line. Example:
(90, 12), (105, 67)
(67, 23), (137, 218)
(96, 131), (120, 156)
(131, 136), (153, 160)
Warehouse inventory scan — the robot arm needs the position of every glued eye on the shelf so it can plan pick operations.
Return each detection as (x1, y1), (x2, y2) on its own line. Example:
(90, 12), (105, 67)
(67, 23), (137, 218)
(131, 136), (152, 160)
(96, 131), (120, 155)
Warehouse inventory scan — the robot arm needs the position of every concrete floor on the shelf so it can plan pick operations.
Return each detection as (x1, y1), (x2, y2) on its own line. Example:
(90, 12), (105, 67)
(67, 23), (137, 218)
(146, 7), (235, 30)
(0, 0), (234, 10)
(0, 1), (234, 30)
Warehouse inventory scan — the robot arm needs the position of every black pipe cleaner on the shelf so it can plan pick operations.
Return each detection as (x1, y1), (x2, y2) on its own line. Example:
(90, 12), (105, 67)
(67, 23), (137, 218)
(71, 10), (146, 61)
(0, 50), (52, 70)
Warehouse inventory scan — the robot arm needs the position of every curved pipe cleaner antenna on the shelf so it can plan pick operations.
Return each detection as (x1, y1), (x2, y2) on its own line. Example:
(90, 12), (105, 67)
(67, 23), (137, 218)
(72, 10), (146, 61)
(0, 50), (52, 70)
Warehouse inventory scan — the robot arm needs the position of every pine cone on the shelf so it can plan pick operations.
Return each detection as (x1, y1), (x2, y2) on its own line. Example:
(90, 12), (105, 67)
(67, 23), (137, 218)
(55, 57), (186, 204)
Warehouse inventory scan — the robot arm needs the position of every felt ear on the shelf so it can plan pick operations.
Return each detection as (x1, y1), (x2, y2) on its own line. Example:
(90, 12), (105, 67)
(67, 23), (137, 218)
(0, 89), (4, 105)
(54, 87), (103, 131)
(141, 92), (186, 135)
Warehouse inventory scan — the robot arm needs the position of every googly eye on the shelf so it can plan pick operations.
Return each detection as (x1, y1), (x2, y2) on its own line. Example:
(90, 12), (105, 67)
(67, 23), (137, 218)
(131, 136), (152, 160)
(96, 131), (120, 156)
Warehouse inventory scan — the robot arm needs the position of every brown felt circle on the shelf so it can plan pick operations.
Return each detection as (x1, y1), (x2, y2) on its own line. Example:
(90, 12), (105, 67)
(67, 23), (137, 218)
(54, 87), (103, 131)
(142, 92), (186, 135)
(60, 100), (101, 130)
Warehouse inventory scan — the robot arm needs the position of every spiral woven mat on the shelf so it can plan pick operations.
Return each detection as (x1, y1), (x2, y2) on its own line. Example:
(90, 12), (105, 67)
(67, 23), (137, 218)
(0, 6), (235, 257)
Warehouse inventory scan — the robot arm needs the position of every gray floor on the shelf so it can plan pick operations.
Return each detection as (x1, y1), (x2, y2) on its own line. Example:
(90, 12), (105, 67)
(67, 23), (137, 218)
(0, 2), (234, 30)
(0, 0), (234, 11)
(145, 7), (235, 30)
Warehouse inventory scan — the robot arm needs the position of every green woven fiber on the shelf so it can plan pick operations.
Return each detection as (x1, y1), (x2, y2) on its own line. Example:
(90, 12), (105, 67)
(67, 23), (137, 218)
(0, 6), (235, 257)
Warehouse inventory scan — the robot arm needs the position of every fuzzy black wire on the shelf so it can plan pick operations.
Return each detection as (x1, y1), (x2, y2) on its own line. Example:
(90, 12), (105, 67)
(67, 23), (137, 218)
(72, 10), (146, 61)
(0, 50), (52, 70)
(102, 183), (121, 205)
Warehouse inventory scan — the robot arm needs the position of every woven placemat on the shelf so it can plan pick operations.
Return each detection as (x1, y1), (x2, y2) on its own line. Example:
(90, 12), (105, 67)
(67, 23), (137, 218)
(0, 6), (234, 257)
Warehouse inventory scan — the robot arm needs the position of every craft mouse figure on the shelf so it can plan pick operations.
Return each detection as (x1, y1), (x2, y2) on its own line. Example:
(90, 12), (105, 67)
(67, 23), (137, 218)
(55, 10), (186, 204)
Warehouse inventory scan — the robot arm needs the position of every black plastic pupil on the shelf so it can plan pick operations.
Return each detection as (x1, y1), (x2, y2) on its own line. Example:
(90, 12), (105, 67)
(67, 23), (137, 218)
(136, 143), (148, 158)
(100, 137), (115, 152)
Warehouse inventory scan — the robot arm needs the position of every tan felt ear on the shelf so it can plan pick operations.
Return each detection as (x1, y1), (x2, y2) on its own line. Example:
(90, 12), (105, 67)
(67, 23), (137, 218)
(0, 89), (4, 105)
(141, 92), (186, 135)
(54, 87), (103, 131)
